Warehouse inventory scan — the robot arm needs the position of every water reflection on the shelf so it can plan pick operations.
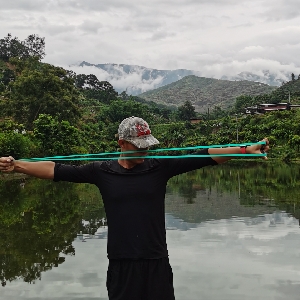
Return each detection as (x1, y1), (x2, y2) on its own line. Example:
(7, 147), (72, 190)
(0, 162), (300, 299)
(77, 218), (108, 241)
(0, 178), (102, 287)
(166, 161), (300, 223)
(167, 211), (300, 300)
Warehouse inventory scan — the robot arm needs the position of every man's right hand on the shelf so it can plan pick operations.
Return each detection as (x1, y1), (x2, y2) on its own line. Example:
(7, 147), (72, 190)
(0, 157), (55, 179)
(0, 156), (15, 172)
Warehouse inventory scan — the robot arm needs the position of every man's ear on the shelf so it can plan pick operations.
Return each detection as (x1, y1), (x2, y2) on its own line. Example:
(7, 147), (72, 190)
(118, 140), (125, 148)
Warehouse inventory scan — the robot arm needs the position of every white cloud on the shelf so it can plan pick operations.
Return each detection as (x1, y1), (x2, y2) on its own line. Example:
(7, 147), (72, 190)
(78, 20), (103, 34)
(261, 0), (300, 21)
(67, 65), (165, 93)
(240, 46), (265, 54)
(199, 59), (300, 79)
(0, 0), (299, 84)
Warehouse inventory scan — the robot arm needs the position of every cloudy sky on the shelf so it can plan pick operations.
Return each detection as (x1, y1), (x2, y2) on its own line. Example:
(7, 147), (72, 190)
(1, 0), (300, 79)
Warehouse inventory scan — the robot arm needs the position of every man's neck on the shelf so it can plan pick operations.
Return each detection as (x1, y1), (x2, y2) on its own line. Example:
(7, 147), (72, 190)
(118, 159), (136, 169)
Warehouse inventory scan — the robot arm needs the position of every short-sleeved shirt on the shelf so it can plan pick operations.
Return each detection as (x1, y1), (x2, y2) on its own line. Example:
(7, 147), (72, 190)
(54, 149), (217, 259)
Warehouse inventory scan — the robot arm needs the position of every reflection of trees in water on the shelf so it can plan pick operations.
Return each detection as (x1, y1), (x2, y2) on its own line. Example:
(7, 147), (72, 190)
(0, 179), (102, 287)
(78, 215), (107, 235)
(78, 190), (107, 234)
(167, 170), (202, 204)
(0, 217), (73, 286)
(167, 162), (300, 221)
(178, 181), (197, 204)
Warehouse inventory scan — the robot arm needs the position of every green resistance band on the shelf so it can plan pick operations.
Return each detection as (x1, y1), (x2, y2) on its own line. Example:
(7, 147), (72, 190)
(20, 141), (267, 161)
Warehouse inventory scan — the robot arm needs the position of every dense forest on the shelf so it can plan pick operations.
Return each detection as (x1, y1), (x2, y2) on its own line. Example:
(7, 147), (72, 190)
(1, 33), (300, 161)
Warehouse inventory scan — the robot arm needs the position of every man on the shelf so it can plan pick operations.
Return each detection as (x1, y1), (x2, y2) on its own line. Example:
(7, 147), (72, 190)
(0, 116), (269, 300)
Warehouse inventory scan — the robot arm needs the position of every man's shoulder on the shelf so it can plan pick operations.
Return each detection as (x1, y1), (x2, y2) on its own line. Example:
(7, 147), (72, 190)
(93, 160), (115, 171)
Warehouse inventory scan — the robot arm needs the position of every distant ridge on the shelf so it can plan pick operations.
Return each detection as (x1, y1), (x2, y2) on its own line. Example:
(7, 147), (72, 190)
(138, 75), (277, 112)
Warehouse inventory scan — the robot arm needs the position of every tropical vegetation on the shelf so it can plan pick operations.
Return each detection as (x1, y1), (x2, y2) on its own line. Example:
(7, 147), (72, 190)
(0, 33), (300, 161)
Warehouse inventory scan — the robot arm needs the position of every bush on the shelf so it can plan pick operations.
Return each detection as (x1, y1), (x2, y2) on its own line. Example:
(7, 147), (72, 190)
(0, 132), (34, 159)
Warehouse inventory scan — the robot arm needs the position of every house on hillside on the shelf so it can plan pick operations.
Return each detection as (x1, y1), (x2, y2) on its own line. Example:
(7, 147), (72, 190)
(245, 103), (300, 114)
(190, 117), (202, 124)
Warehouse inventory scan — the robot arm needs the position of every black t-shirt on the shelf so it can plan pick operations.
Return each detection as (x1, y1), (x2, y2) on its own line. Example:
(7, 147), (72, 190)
(54, 149), (218, 259)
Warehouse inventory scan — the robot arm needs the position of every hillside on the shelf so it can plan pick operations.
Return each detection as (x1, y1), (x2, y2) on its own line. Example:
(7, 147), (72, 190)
(271, 77), (300, 103)
(137, 75), (277, 112)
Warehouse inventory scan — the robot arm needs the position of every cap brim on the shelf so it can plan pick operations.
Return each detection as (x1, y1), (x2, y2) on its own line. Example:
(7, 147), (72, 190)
(125, 134), (160, 148)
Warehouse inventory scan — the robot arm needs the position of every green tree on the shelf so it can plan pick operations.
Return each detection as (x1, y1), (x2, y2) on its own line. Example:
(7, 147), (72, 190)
(178, 100), (196, 121)
(0, 33), (45, 62)
(210, 106), (227, 119)
(119, 91), (129, 100)
(234, 95), (254, 113)
(5, 62), (81, 129)
(101, 99), (151, 123)
(75, 74), (118, 104)
(289, 135), (300, 152)
(292, 73), (295, 81)
(0, 118), (35, 159)
(33, 114), (85, 156)
(0, 65), (15, 86)
(0, 132), (33, 159)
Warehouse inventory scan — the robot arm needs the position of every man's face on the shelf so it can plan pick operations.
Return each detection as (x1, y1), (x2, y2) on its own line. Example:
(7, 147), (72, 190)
(119, 140), (149, 164)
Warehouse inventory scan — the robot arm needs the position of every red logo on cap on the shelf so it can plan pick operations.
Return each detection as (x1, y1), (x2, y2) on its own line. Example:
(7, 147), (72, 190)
(136, 123), (151, 137)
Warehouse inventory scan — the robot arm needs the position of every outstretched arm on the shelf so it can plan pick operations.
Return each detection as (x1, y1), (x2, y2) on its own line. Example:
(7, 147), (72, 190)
(0, 156), (55, 179)
(209, 138), (269, 164)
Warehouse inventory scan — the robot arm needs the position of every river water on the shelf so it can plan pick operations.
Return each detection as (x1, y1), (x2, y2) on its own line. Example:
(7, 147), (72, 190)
(1, 161), (300, 299)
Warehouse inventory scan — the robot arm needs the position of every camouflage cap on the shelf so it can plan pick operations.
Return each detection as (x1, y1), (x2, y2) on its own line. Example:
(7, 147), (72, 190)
(118, 116), (160, 148)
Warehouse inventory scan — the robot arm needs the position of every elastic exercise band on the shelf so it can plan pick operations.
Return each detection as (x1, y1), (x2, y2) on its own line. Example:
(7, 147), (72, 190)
(20, 142), (267, 161)
(20, 153), (266, 162)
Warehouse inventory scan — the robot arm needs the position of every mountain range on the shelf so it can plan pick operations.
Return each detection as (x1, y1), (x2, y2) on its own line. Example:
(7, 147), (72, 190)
(70, 61), (287, 96)
(68, 61), (286, 111)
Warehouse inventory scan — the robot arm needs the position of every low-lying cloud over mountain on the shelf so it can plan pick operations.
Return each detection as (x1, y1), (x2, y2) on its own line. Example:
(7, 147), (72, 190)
(68, 61), (293, 95)
(2, 0), (300, 93)
(69, 61), (195, 95)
